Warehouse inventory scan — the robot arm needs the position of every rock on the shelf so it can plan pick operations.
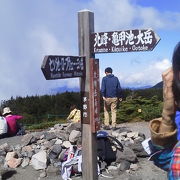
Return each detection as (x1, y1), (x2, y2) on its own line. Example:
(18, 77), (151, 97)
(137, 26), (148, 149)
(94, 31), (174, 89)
(7, 158), (22, 168)
(39, 170), (47, 178)
(5, 152), (18, 162)
(31, 151), (47, 170)
(55, 139), (63, 145)
(66, 123), (81, 134)
(49, 144), (62, 159)
(69, 130), (81, 143)
(54, 124), (64, 130)
(111, 131), (119, 137)
(119, 160), (131, 171)
(0, 150), (6, 157)
(55, 132), (69, 141)
(127, 132), (138, 138)
(116, 147), (137, 163)
(21, 134), (34, 146)
(128, 143), (149, 157)
(130, 163), (138, 171)
(22, 145), (33, 152)
(0, 143), (12, 152)
(43, 132), (56, 141)
(62, 141), (71, 148)
(46, 165), (60, 176)
(21, 157), (30, 168)
(108, 165), (119, 171)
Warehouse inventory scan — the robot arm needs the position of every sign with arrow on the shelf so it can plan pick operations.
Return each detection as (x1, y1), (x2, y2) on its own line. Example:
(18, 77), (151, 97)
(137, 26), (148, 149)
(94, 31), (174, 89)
(91, 29), (160, 54)
(41, 55), (85, 80)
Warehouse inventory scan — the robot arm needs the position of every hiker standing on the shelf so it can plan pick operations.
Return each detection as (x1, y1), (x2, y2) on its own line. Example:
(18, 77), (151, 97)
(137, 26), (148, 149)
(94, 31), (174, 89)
(149, 42), (180, 179)
(66, 105), (81, 123)
(101, 67), (122, 130)
(2, 107), (23, 137)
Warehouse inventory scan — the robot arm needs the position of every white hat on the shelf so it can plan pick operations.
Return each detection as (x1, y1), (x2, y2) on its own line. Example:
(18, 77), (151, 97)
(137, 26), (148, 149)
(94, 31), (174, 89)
(2, 107), (12, 115)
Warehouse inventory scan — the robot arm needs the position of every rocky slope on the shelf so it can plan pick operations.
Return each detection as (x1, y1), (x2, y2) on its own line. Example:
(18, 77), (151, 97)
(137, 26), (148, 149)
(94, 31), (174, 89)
(0, 122), (167, 180)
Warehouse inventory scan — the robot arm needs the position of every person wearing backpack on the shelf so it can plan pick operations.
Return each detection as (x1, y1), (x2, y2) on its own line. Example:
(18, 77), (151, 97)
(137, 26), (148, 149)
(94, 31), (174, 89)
(149, 42), (180, 179)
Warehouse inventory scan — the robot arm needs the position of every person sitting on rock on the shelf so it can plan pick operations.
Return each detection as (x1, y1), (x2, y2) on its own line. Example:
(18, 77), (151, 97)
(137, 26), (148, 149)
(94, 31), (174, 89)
(2, 107), (24, 137)
(66, 105), (81, 123)
(0, 111), (7, 138)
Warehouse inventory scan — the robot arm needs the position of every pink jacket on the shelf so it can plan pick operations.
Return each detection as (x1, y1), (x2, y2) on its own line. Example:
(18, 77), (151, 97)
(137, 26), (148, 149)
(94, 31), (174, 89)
(5, 115), (23, 136)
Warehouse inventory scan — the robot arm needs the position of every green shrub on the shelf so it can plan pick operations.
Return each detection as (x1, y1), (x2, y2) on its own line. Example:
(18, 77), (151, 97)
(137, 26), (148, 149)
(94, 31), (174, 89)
(116, 96), (162, 123)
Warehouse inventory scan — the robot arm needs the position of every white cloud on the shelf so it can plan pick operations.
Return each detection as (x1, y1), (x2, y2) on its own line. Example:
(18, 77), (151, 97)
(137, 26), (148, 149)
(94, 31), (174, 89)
(122, 58), (171, 87)
(90, 0), (180, 31)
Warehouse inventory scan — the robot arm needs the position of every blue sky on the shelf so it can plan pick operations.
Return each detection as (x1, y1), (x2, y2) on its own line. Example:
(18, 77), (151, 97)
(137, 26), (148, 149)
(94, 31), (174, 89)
(0, 0), (180, 100)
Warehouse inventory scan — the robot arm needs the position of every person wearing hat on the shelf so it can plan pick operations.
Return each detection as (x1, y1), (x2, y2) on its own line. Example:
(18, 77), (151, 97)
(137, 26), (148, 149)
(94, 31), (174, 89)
(101, 67), (123, 130)
(2, 107), (23, 136)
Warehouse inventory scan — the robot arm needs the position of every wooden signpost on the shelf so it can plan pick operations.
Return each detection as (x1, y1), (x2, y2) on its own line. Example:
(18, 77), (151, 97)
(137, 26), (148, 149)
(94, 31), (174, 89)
(41, 9), (160, 180)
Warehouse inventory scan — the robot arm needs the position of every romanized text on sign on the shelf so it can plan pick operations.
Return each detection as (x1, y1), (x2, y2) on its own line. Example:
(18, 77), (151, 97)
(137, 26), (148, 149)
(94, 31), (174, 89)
(91, 29), (160, 54)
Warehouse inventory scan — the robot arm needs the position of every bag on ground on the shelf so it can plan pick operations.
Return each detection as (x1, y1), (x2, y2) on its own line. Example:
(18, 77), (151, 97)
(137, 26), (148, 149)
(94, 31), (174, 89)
(97, 131), (123, 165)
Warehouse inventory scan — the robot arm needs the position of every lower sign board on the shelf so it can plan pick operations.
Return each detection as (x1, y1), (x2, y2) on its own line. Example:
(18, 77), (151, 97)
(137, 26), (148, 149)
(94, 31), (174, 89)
(89, 58), (100, 133)
(41, 55), (86, 80)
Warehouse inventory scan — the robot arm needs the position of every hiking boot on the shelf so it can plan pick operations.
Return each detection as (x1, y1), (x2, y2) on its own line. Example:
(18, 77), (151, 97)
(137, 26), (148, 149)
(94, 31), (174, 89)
(112, 127), (117, 131)
(103, 125), (110, 130)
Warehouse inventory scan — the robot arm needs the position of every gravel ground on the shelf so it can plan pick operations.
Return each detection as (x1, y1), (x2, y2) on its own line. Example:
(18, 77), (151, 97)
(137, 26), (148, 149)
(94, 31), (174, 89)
(0, 122), (168, 180)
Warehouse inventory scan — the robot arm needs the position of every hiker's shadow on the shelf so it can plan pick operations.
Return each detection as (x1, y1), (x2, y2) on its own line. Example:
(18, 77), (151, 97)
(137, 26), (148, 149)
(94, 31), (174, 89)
(2, 170), (17, 180)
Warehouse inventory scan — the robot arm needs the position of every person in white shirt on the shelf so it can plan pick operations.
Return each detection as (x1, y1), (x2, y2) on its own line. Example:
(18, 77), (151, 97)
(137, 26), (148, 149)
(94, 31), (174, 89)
(0, 112), (7, 138)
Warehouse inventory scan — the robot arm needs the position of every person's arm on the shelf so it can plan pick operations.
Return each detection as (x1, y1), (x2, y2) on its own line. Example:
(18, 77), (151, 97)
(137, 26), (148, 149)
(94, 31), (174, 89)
(15, 115), (23, 120)
(101, 77), (106, 100)
(117, 78), (123, 100)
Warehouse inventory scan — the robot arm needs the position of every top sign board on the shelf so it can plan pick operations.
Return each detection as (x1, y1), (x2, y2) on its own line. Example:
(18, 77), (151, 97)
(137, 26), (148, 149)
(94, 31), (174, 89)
(41, 55), (85, 80)
(91, 29), (160, 54)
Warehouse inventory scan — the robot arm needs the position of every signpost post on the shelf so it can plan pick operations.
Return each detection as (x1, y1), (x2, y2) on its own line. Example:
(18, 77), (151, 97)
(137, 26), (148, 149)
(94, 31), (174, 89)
(78, 10), (98, 180)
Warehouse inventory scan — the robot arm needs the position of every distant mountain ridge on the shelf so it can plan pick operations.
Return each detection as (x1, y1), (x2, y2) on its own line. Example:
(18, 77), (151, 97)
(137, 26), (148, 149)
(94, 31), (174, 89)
(51, 81), (163, 94)
(151, 81), (163, 89)
(50, 86), (80, 94)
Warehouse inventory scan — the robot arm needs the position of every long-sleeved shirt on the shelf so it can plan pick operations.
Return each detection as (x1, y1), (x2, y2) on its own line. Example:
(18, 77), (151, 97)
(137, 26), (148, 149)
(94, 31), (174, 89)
(101, 74), (122, 98)
(5, 114), (23, 136)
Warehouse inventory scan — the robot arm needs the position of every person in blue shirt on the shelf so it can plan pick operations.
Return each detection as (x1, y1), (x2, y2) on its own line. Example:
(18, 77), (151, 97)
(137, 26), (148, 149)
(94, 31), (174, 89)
(101, 67), (122, 130)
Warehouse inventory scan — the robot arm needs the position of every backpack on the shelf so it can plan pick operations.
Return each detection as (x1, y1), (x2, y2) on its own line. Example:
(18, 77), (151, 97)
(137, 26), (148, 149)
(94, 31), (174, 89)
(97, 131), (123, 165)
